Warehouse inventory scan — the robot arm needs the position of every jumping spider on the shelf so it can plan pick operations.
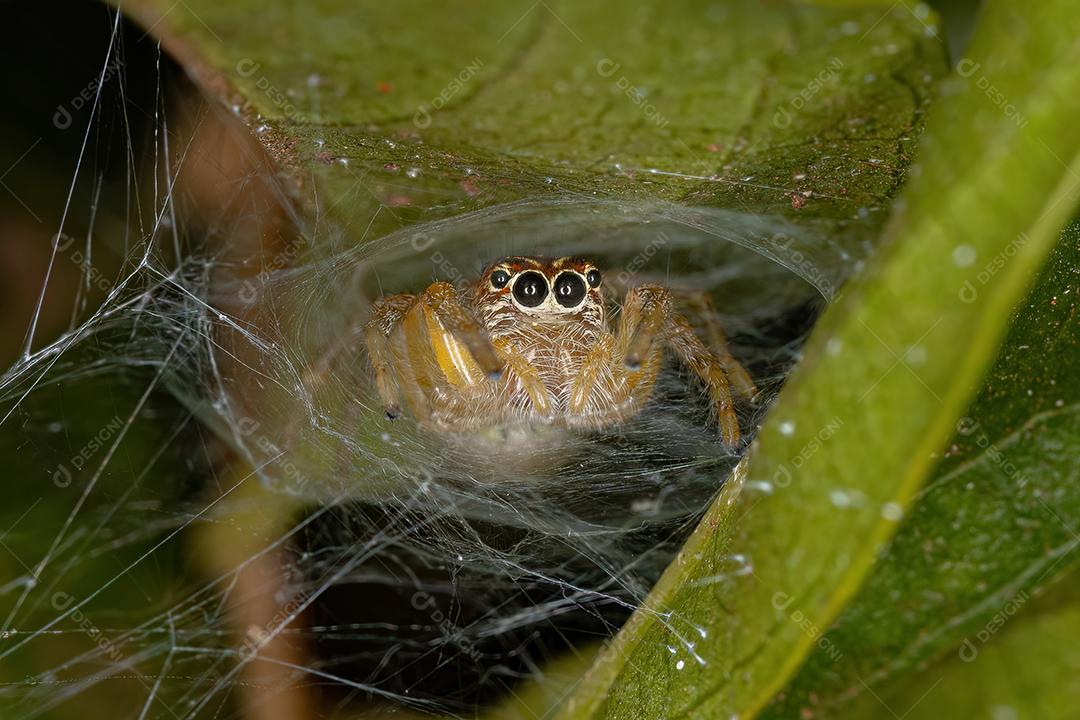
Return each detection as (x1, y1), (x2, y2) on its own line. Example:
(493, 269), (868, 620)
(364, 256), (757, 446)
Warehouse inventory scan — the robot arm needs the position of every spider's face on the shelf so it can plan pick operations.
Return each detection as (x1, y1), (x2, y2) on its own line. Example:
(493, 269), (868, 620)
(475, 256), (604, 323)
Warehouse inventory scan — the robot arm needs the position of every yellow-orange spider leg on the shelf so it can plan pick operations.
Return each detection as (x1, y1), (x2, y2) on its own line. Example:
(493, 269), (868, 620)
(566, 286), (667, 426)
(419, 282), (502, 379)
(622, 284), (741, 447)
(567, 332), (659, 425)
(683, 291), (758, 402)
(665, 313), (741, 447)
(364, 293), (417, 418)
(365, 283), (503, 427)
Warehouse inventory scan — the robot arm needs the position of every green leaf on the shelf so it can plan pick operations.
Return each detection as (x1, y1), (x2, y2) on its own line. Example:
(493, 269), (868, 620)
(557, 2), (1080, 717)
(480, 645), (602, 720)
(120, 0), (942, 256)
(836, 579), (1080, 720)
(763, 215), (1080, 717)
(109, 1), (946, 499)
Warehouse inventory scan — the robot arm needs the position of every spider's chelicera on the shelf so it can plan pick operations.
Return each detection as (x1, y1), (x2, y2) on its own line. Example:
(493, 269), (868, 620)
(365, 256), (757, 446)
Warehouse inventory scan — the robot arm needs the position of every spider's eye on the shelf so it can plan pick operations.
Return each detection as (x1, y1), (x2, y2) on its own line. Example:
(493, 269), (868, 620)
(554, 272), (587, 308)
(490, 269), (511, 289)
(585, 269), (601, 288)
(512, 271), (548, 308)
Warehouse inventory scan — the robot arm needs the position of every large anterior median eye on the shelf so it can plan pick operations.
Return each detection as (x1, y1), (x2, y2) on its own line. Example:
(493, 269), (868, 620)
(512, 271), (548, 307)
(554, 272), (587, 308)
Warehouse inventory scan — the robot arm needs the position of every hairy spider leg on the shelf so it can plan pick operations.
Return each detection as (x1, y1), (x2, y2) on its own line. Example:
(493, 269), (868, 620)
(420, 282), (502, 379)
(567, 285), (665, 426)
(622, 284), (741, 447)
(683, 291), (758, 402)
(366, 283), (504, 428)
(364, 293), (416, 419)
(664, 311), (741, 447)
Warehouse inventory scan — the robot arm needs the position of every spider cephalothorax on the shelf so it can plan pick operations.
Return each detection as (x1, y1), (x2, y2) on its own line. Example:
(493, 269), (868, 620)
(473, 257), (605, 373)
(364, 256), (756, 446)
(473, 256), (605, 330)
